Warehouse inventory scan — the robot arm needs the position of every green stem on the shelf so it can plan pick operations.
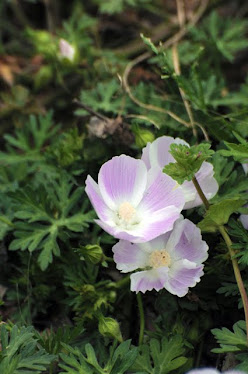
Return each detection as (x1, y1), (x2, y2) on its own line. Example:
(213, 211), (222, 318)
(192, 176), (210, 210)
(137, 292), (145, 345)
(192, 175), (248, 343)
(115, 275), (130, 289)
(218, 225), (248, 343)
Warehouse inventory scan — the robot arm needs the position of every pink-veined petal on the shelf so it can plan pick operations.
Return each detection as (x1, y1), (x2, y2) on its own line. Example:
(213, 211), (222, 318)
(130, 268), (169, 293)
(95, 205), (180, 243)
(146, 136), (189, 169)
(141, 142), (151, 169)
(165, 259), (204, 297)
(131, 206), (182, 242)
(85, 175), (112, 221)
(138, 167), (185, 214)
(112, 240), (149, 273)
(98, 155), (147, 210)
(166, 218), (209, 264)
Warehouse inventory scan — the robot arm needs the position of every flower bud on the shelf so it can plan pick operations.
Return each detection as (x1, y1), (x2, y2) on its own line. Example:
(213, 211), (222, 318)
(131, 124), (155, 148)
(78, 244), (103, 264)
(98, 316), (123, 342)
(59, 39), (77, 63)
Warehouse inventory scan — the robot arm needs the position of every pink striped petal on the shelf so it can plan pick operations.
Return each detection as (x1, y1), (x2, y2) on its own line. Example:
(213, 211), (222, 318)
(142, 136), (188, 169)
(85, 176), (112, 221)
(166, 218), (208, 264)
(165, 259), (204, 297)
(139, 167), (185, 214)
(130, 268), (169, 293)
(98, 155), (147, 210)
(112, 240), (149, 272)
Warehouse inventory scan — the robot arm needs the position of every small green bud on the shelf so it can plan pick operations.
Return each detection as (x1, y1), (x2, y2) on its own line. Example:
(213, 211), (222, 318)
(98, 316), (123, 342)
(78, 244), (103, 264)
(131, 124), (155, 148)
(108, 290), (117, 303)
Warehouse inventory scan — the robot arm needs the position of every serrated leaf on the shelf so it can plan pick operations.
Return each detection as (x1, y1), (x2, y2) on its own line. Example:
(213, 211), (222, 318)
(164, 143), (214, 184)
(0, 324), (55, 373)
(131, 336), (187, 374)
(9, 173), (93, 269)
(198, 198), (246, 232)
(219, 142), (248, 162)
(211, 320), (248, 353)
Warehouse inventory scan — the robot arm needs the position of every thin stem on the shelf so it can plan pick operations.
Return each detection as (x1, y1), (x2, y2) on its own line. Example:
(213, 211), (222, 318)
(218, 225), (248, 343)
(192, 176), (210, 210)
(137, 292), (145, 346)
(114, 275), (130, 289)
(172, 44), (198, 139)
(122, 0), (209, 136)
(192, 175), (248, 343)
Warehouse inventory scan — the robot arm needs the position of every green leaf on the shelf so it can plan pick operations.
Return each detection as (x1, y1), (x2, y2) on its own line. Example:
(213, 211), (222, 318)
(0, 112), (59, 166)
(0, 324), (55, 374)
(75, 78), (123, 115)
(198, 198), (246, 232)
(59, 341), (137, 374)
(211, 320), (248, 353)
(140, 34), (158, 55)
(164, 143), (214, 184)
(219, 141), (248, 162)
(8, 173), (93, 270)
(131, 336), (187, 374)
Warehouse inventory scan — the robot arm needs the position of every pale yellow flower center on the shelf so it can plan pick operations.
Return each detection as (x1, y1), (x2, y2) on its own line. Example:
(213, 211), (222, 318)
(149, 250), (171, 268)
(118, 202), (136, 222)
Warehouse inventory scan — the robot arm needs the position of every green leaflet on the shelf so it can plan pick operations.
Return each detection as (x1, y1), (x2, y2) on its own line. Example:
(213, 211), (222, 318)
(130, 336), (187, 374)
(59, 340), (137, 374)
(8, 174), (94, 270)
(0, 324), (55, 374)
(212, 320), (248, 353)
(163, 143), (214, 184)
(197, 198), (246, 232)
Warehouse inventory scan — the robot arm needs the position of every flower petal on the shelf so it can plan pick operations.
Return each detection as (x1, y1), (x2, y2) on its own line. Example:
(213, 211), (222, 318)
(95, 219), (142, 242)
(85, 175), (112, 221)
(141, 142), (151, 169)
(165, 259), (204, 297)
(130, 268), (169, 293)
(166, 218), (209, 264)
(96, 207), (179, 243)
(98, 155), (147, 210)
(131, 206), (183, 242)
(242, 163), (248, 174)
(143, 136), (189, 169)
(112, 240), (149, 273)
(139, 167), (185, 213)
(183, 162), (218, 209)
(240, 213), (248, 230)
